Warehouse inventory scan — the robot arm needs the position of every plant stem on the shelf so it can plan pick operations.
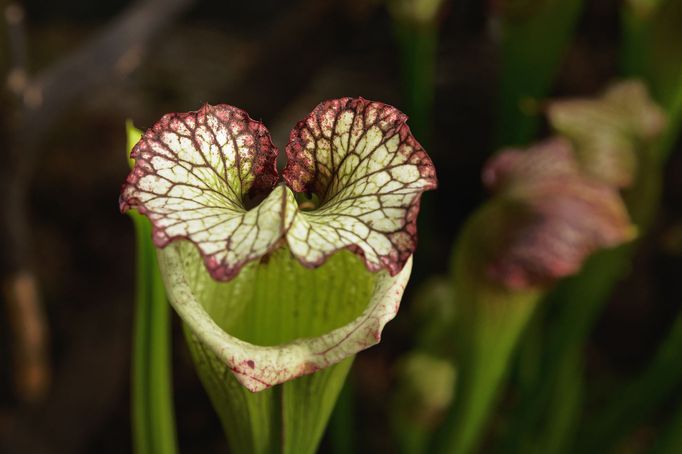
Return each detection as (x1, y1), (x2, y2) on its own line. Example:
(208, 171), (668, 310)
(173, 247), (375, 454)
(654, 397), (682, 454)
(499, 246), (631, 452)
(127, 122), (178, 454)
(432, 207), (542, 454)
(565, 4), (682, 450)
(495, 0), (584, 147)
(535, 347), (583, 454)
(392, 18), (438, 278)
(577, 310), (682, 452)
(434, 291), (539, 454)
(393, 21), (437, 147)
(328, 379), (357, 454)
(130, 212), (178, 454)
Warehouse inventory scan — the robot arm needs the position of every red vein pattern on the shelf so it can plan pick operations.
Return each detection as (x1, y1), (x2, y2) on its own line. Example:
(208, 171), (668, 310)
(283, 98), (437, 276)
(120, 99), (437, 281)
(119, 104), (285, 281)
(482, 138), (635, 289)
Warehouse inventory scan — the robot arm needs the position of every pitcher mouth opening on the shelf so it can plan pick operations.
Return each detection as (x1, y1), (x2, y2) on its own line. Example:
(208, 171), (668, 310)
(294, 192), (321, 211)
(157, 241), (413, 392)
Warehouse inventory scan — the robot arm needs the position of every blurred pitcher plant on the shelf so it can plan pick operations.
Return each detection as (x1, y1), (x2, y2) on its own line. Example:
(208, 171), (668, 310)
(120, 98), (436, 453)
(387, 79), (667, 454)
(433, 135), (636, 454)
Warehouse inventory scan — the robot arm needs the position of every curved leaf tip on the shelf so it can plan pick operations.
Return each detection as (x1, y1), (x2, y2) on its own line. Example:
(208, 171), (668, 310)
(121, 98), (436, 281)
(119, 103), (282, 281)
(284, 97), (437, 276)
(482, 138), (636, 289)
(547, 80), (667, 188)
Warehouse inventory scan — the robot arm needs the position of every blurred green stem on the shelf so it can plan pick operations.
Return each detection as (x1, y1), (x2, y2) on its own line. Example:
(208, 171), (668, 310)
(434, 289), (539, 454)
(564, 4), (682, 450)
(577, 310), (682, 452)
(130, 212), (178, 454)
(503, 6), (682, 439)
(328, 378), (357, 454)
(433, 206), (541, 454)
(392, 18), (438, 278)
(654, 397), (682, 454)
(500, 246), (631, 452)
(495, 0), (583, 147)
(127, 122), (178, 454)
(535, 347), (583, 454)
(393, 22), (437, 147)
(437, 296), (537, 454)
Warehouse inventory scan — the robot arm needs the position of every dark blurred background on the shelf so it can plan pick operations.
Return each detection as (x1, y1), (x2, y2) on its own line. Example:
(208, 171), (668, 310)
(0, 0), (680, 453)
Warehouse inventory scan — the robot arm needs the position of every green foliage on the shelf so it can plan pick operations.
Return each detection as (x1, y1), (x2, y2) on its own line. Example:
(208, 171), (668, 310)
(126, 123), (178, 454)
(577, 311), (682, 452)
(495, 0), (584, 147)
(432, 203), (542, 454)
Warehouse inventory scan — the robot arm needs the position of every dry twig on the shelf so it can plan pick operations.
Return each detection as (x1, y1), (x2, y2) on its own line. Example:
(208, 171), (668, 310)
(0, 0), (195, 404)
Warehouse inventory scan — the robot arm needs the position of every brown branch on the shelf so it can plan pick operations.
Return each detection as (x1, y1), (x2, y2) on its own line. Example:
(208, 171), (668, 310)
(0, 0), (196, 406)
(3, 273), (50, 403)
(18, 0), (196, 151)
(1, 1), (47, 405)
(3, 0), (196, 267)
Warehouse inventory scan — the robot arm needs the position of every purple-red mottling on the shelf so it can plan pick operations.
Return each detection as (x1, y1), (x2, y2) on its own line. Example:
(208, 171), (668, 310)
(118, 103), (280, 281)
(120, 103), (279, 215)
(282, 97), (437, 276)
(120, 98), (437, 280)
(481, 138), (633, 289)
(283, 97), (419, 194)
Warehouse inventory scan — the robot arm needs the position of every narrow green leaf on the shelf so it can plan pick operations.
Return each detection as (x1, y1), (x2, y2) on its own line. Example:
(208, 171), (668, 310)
(126, 119), (142, 169)
(328, 379), (357, 454)
(535, 347), (583, 454)
(495, 0), (584, 147)
(127, 122), (178, 454)
(432, 205), (541, 454)
(391, 22), (437, 146)
(654, 396), (682, 454)
(577, 310), (682, 453)
(499, 246), (631, 453)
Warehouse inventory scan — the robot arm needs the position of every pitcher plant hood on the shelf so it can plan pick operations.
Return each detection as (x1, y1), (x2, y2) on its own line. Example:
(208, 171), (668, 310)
(120, 98), (436, 390)
(120, 98), (436, 281)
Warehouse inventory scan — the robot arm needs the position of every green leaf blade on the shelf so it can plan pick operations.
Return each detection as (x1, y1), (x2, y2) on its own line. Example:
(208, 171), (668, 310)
(127, 123), (178, 454)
